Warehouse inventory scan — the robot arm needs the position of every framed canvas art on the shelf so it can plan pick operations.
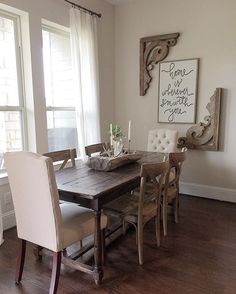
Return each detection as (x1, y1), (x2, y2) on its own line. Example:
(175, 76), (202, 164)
(158, 58), (199, 123)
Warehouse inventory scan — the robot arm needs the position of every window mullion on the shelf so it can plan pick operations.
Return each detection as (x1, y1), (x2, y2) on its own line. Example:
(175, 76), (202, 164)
(46, 106), (75, 111)
(13, 16), (24, 108)
(0, 106), (24, 111)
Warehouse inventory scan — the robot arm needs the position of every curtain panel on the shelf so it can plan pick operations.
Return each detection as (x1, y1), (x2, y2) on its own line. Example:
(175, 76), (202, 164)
(70, 8), (101, 159)
(0, 200), (3, 245)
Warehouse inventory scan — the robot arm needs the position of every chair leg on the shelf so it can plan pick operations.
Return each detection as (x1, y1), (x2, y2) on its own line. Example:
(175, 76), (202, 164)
(137, 223), (143, 265)
(49, 251), (61, 294)
(162, 200), (168, 237)
(33, 245), (43, 261)
(63, 249), (67, 257)
(15, 239), (26, 284)
(101, 229), (106, 266)
(155, 211), (161, 247)
(174, 197), (179, 223)
(122, 220), (128, 236)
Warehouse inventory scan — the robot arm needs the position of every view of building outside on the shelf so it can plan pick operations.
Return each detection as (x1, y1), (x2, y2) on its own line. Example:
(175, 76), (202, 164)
(43, 28), (78, 152)
(0, 15), (23, 170)
(0, 19), (79, 170)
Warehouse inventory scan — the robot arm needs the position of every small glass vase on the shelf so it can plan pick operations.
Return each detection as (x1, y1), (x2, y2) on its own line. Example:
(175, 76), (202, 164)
(113, 138), (124, 157)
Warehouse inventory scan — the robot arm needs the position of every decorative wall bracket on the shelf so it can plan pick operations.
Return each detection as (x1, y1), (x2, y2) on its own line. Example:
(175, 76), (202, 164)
(178, 88), (222, 151)
(140, 33), (180, 96)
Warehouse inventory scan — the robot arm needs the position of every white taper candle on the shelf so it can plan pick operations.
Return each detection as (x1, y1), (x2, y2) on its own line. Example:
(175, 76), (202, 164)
(110, 123), (113, 146)
(128, 120), (131, 141)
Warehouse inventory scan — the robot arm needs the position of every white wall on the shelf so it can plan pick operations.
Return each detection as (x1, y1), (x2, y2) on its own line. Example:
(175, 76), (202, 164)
(0, 0), (115, 231)
(114, 0), (236, 201)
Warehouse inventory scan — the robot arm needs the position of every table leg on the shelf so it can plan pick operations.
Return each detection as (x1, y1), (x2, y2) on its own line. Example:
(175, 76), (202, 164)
(93, 210), (103, 284)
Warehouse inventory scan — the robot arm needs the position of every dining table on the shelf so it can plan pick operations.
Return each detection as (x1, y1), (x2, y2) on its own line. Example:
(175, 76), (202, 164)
(55, 151), (165, 284)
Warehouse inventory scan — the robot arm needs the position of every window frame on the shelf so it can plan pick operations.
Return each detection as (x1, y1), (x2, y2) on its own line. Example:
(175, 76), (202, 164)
(0, 9), (28, 156)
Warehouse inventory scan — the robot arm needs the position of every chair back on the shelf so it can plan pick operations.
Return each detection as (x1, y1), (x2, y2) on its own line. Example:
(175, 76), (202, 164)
(138, 161), (170, 218)
(85, 143), (110, 157)
(4, 152), (62, 252)
(147, 129), (178, 153)
(168, 150), (187, 188)
(44, 148), (77, 170)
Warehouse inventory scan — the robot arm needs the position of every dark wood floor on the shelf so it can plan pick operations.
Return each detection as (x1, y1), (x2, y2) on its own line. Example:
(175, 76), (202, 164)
(0, 195), (236, 294)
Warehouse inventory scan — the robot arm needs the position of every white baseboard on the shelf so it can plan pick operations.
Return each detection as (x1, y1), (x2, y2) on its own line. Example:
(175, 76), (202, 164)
(180, 182), (236, 203)
(0, 183), (235, 233)
(2, 210), (16, 230)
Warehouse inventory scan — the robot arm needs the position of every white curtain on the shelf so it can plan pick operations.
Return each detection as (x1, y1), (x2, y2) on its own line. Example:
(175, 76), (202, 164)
(70, 8), (101, 160)
(0, 200), (3, 246)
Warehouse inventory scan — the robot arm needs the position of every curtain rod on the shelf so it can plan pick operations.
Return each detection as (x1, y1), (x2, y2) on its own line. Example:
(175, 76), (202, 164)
(64, 0), (102, 18)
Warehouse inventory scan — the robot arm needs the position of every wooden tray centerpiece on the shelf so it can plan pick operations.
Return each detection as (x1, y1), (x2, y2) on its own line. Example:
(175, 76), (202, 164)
(86, 152), (143, 171)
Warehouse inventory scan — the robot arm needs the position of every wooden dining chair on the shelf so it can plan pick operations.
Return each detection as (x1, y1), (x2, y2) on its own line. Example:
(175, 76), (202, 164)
(85, 143), (110, 157)
(104, 161), (169, 265)
(85, 142), (123, 231)
(162, 150), (187, 236)
(4, 151), (107, 294)
(43, 148), (77, 170)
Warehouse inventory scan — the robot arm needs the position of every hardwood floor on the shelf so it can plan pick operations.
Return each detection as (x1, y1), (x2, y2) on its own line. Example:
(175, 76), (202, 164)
(0, 195), (236, 294)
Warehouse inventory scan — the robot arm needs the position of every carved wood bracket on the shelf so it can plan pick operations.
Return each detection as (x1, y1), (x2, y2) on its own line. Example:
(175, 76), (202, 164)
(140, 33), (180, 96)
(178, 88), (222, 151)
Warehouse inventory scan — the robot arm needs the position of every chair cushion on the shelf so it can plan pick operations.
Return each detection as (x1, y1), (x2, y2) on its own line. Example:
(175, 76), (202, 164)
(60, 203), (107, 249)
(104, 192), (159, 224)
(103, 193), (138, 216)
(124, 201), (158, 224)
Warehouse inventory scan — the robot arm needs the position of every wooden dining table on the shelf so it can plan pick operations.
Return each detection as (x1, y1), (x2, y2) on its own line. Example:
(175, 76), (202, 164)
(55, 151), (164, 284)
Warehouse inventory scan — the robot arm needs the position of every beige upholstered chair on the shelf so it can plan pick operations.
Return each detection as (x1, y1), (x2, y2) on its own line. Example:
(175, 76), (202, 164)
(147, 129), (178, 153)
(162, 150), (187, 236)
(104, 161), (169, 265)
(43, 148), (77, 170)
(4, 151), (107, 294)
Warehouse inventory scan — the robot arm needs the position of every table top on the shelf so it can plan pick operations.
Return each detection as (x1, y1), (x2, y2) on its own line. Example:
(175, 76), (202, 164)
(56, 151), (165, 210)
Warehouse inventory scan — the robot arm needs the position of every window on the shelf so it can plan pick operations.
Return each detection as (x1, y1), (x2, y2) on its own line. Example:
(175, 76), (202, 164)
(42, 25), (78, 152)
(0, 11), (26, 170)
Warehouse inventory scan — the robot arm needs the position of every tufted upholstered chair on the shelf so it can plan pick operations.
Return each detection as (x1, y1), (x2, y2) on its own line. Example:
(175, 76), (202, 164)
(147, 129), (178, 153)
(4, 151), (107, 294)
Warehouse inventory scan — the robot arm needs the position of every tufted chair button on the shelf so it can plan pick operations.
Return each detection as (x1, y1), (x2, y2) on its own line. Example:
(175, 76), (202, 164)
(147, 129), (178, 153)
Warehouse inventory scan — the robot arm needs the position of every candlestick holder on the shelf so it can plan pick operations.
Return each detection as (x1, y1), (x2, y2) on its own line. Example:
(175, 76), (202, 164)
(128, 139), (131, 154)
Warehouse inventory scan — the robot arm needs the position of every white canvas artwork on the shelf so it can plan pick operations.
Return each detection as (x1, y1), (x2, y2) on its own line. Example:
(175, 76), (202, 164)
(158, 59), (199, 123)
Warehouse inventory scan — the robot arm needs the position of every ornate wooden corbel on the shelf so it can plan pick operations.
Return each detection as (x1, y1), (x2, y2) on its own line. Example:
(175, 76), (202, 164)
(178, 88), (222, 151)
(140, 33), (180, 96)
